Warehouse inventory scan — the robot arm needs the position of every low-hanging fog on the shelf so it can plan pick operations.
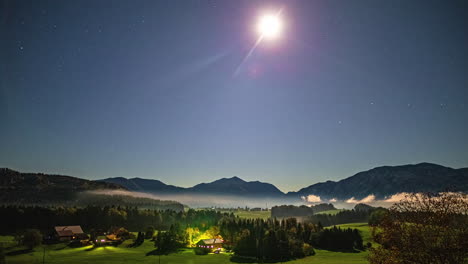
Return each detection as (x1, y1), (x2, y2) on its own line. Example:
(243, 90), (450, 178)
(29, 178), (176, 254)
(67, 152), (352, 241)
(85, 190), (433, 209)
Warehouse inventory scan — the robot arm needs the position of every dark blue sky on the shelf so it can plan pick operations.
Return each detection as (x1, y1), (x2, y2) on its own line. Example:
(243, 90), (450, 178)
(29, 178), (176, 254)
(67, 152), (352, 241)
(1, 0), (467, 191)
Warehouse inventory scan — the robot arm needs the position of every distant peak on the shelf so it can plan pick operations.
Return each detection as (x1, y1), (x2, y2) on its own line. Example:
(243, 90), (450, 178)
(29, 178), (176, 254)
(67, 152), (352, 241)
(414, 162), (444, 167)
(213, 176), (245, 183)
(102, 177), (128, 180)
(229, 176), (246, 182)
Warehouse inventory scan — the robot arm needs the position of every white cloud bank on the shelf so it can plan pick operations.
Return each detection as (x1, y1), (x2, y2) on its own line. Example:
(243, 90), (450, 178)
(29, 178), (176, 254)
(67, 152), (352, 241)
(301, 194), (322, 203)
(346, 194), (376, 204)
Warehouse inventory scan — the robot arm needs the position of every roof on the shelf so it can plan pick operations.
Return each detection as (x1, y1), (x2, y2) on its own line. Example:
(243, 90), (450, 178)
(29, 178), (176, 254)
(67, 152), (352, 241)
(54, 226), (84, 235)
(56, 230), (73, 237)
(199, 239), (223, 245)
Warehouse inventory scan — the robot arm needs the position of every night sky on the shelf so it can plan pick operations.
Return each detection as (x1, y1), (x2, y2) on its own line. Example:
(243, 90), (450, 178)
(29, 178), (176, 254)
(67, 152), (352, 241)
(1, 0), (467, 192)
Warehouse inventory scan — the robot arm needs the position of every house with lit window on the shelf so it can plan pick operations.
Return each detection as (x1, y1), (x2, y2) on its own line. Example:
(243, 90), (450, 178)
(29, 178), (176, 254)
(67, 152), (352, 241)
(54, 226), (85, 241)
(196, 238), (223, 252)
(93, 234), (121, 246)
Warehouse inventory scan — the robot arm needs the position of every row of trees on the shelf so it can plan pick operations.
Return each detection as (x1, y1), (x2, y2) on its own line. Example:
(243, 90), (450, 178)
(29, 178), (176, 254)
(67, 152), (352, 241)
(304, 209), (371, 226)
(271, 204), (379, 226)
(0, 206), (228, 234)
(220, 217), (363, 261)
(271, 203), (336, 218)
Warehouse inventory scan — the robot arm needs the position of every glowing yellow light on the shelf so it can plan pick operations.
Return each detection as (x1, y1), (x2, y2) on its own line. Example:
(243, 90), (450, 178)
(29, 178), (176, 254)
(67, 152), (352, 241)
(257, 14), (282, 39)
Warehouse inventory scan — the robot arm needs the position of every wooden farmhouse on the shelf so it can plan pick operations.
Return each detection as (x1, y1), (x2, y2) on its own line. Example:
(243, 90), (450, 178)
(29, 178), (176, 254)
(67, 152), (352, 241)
(54, 226), (85, 241)
(196, 238), (223, 252)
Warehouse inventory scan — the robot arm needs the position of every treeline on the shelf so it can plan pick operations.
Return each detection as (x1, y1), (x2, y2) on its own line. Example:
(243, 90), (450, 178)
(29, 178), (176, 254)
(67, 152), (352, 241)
(74, 192), (184, 211)
(218, 216), (363, 261)
(271, 203), (336, 218)
(316, 226), (364, 251)
(1, 193), (184, 212)
(272, 205), (314, 217)
(0, 206), (228, 234)
(305, 209), (371, 226)
(272, 204), (378, 226)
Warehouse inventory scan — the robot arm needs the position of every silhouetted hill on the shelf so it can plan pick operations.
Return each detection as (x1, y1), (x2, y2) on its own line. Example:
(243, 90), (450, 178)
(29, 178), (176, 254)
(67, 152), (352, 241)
(0, 168), (125, 204)
(188, 176), (284, 197)
(97, 177), (184, 193)
(287, 163), (468, 200)
(99, 176), (284, 197)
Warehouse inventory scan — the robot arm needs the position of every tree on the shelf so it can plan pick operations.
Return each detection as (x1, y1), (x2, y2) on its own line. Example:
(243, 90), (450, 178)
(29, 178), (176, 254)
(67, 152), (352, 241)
(369, 192), (468, 264)
(17, 229), (42, 250)
(132, 232), (144, 247)
(0, 244), (5, 264)
(154, 224), (187, 254)
(368, 208), (388, 226)
(145, 226), (155, 239)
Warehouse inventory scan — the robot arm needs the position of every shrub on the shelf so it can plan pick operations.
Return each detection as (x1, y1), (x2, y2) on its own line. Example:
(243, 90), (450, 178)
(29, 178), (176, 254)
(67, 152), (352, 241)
(16, 229), (42, 250)
(194, 246), (210, 255)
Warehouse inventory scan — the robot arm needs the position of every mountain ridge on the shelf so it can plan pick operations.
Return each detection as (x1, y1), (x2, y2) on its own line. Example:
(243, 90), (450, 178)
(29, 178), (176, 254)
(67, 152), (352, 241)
(287, 162), (468, 199)
(98, 162), (468, 199)
(3, 162), (468, 202)
(99, 175), (284, 197)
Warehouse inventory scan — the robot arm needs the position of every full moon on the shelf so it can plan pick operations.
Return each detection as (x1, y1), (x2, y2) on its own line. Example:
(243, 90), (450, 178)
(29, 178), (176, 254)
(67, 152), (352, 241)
(257, 14), (282, 39)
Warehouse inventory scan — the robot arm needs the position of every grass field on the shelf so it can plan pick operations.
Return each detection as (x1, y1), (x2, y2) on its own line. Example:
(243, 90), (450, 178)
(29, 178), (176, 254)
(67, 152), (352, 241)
(233, 210), (271, 219)
(314, 209), (345, 215)
(2, 223), (370, 264)
(334, 223), (372, 244)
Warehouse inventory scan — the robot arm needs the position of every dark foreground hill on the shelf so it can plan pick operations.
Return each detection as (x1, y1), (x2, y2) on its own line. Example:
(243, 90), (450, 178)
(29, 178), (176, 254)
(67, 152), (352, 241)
(287, 163), (468, 200)
(0, 168), (183, 210)
(0, 168), (125, 203)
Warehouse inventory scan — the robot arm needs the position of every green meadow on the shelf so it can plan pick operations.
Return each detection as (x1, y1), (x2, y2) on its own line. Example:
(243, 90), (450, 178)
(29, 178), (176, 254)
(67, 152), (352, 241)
(233, 210), (271, 220)
(314, 209), (345, 215)
(2, 223), (370, 264)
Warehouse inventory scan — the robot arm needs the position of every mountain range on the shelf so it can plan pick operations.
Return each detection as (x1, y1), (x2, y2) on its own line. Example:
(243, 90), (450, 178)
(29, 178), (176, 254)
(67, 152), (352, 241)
(99, 162), (468, 200)
(287, 162), (468, 199)
(1, 162), (467, 204)
(99, 176), (284, 197)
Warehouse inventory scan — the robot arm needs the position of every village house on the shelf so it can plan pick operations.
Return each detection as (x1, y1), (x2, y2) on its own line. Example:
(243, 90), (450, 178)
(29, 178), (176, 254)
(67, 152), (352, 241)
(54, 226), (85, 241)
(196, 238), (223, 252)
(94, 234), (121, 246)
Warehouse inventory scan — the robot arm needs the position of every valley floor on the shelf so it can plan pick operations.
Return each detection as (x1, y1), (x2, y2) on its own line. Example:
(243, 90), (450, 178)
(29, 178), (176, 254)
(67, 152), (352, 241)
(3, 223), (370, 264)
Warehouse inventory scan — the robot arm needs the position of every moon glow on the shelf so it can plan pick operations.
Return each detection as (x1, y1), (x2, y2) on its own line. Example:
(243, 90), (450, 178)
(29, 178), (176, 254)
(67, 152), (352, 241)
(257, 14), (282, 39)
